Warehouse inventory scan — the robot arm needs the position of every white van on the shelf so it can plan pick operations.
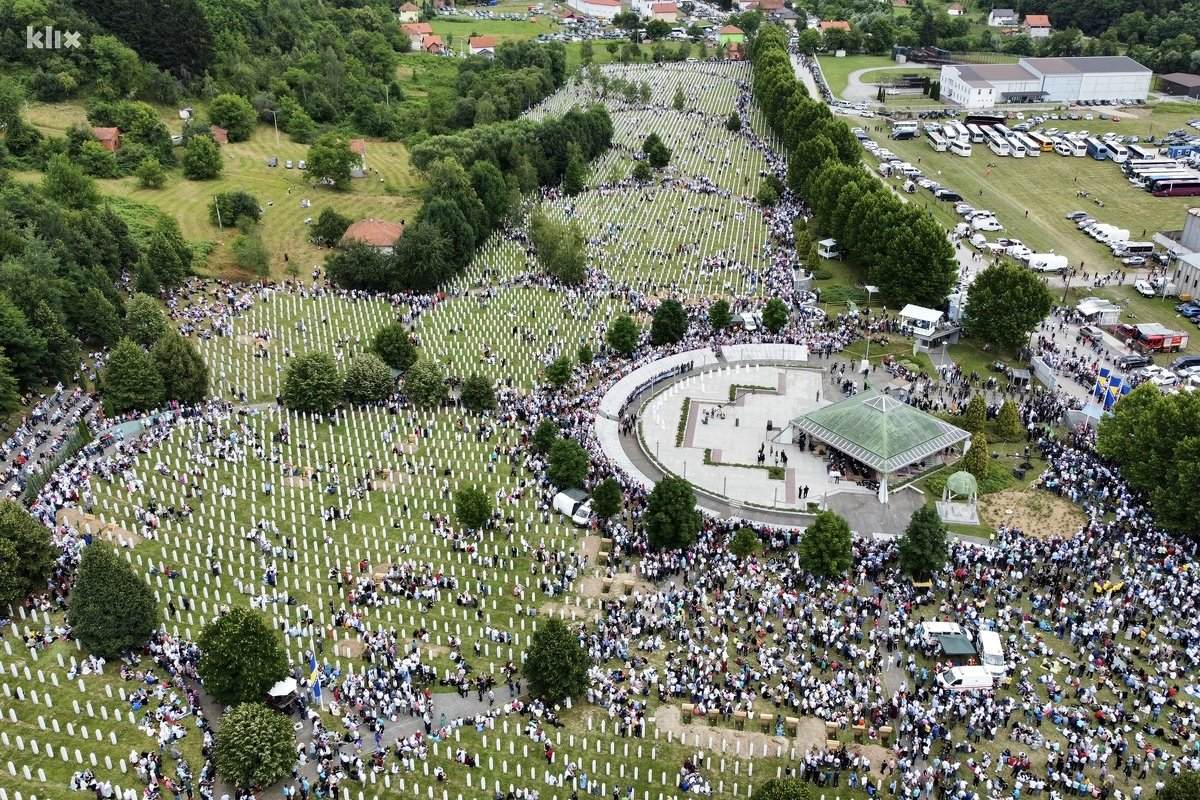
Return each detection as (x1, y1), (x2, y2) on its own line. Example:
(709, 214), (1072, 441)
(936, 665), (994, 692)
(977, 630), (1007, 677)
(552, 489), (592, 528)
(918, 621), (963, 644)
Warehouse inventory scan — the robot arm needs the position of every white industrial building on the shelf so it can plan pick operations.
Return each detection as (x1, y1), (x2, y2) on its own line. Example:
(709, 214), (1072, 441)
(939, 56), (1151, 110)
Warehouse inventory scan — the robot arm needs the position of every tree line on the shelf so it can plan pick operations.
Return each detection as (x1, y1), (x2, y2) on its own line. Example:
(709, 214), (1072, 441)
(751, 25), (957, 309)
(324, 105), (613, 294)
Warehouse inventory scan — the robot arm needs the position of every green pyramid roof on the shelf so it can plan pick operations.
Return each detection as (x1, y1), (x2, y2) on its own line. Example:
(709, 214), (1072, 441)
(792, 390), (970, 473)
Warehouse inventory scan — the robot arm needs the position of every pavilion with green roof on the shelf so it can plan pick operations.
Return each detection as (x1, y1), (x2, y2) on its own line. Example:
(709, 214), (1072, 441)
(791, 390), (971, 503)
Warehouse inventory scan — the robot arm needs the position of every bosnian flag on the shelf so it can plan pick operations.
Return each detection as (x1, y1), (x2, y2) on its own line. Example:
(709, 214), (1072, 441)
(308, 651), (321, 700)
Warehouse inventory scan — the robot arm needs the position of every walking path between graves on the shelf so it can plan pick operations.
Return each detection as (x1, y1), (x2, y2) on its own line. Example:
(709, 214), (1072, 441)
(650, 705), (895, 775)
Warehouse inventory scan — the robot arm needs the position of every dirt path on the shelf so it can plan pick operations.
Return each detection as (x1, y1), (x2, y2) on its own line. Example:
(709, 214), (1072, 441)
(654, 705), (894, 773)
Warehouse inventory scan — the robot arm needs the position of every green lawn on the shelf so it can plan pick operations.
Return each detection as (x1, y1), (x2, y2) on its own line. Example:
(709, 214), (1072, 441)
(429, 15), (560, 44)
(816, 55), (900, 97)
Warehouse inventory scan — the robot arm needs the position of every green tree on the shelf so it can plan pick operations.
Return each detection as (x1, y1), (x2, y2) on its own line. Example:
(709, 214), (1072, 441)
(532, 419), (559, 454)
(996, 400), (1023, 442)
(281, 352), (342, 414)
(209, 192), (261, 227)
(1158, 771), (1200, 800)
(544, 355), (574, 389)
(726, 112), (742, 132)
(730, 527), (761, 559)
(798, 511), (853, 579)
(78, 140), (120, 178)
(762, 297), (789, 333)
(43, 154), (98, 208)
(214, 703), (297, 789)
(672, 85), (687, 110)
(0, 353), (18, 418)
(896, 505), (948, 581)
(963, 263), (1053, 352)
(0, 296), (47, 390)
(231, 230), (270, 276)
(182, 135), (222, 180)
(530, 209), (587, 285)
(372, 324), (419, 371)
(606, 313), (640, 356)
(961, 431), (990, 479)
(68, 542), (157, 658)
(632, 161), (654, 183)
(343, 353), (394, 404)
(470, 160), (511, 229)
(591, 478), (622, 520)
(548, 438), (589, 489)
(76, 288), (122, 348)
(124, 293), (167, 347)
(563, 145), (587, 196)
(197, 608), (288, 706)
(646, 477), (700, 550)
(752, 778), (811, 800)
(152, 330), (210, 404)
(101, 338), (165, 415)
(0, 501), (55, 606)
(961, 394), (987, 433)
(460, 374), (496, 413)
(309, 208), (353, 247)
(208, 94), (256, 142)
(577, 343), (594, 365)
(0, 540), (20, 611)
(650, 299), (688, 345)
(308, 133), (359, 191)
(454, 484), (493, 530)
(135, 157), (166, 189)
(404, 359), (448, 408)
(642, 132), (671, 168)
(523, 618), (590, 703)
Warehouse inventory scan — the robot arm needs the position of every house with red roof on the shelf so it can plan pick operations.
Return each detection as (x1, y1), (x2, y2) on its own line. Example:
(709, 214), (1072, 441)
(650, 2), (677, 21)
(92, 127), (121, 152)
(402, 22), (432, 49)
(469, 35), (498, 56)
(819, 19), (851, 31)
(340, 219), (405, 253)
(421, 34), (444, 54)
(718, 25), (744, 45)
(397, 2), (420, 22)
(1024, 14), (1051, 38)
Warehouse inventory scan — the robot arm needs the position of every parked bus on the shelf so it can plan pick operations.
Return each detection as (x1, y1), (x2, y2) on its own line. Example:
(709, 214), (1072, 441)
(927, 130), (949, 152)
(1126, 159), (1181, 176)
(1007, 135), (1027, 158)
(1065, 136), (1087, 157)
(987, 136), (1011, 157)
(1151, 177), (1200, 197)
(1029, 132), (1054, 152)
(1132, 169), (1196, 187)
(950, 121), (970, 141)
(1107, 143), (1129, 163)
(1128, 144), (1158, 161)
(949, 138), (972, 157)
(1114, 241), (1156, 255)
(966, 123), (985, 143)
(1017, 133), (1041, 157)
(1085, 137), (1109, 160)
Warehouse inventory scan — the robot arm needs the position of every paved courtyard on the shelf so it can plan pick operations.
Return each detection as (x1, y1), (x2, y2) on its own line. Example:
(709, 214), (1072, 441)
(639, 365), (873, 511)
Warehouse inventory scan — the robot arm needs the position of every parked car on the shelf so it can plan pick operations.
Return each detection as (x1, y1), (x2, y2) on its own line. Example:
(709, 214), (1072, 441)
(298, 160), (307, 170)
(1122, 256), (1146, 267)
(1134, 280), (1156, 297)
(266, 156), (278, 167)
(552, 489), (592, 527)
(1080, 325), (1104, 342)
(285, 160), (294, 169)
(1065, 211), (1089, 220)
(1117, 353), (1152, 370)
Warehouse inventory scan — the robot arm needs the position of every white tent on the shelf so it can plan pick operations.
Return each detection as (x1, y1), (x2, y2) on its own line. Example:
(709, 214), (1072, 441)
(899, 304), (944, 335)
(268, 677), (298, 697)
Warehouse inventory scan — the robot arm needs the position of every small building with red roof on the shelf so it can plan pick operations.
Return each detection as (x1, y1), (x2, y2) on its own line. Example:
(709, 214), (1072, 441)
(340, 219), (405, 253)
(819, 19), (851, 31)
(92, 127), (121, 152)
(718, 25), (745, 45)
(469, 35), (498, 56)
(398, 2), (420, 22)
(650, 2), (677, 21)
(1024, 14), (1051, 38)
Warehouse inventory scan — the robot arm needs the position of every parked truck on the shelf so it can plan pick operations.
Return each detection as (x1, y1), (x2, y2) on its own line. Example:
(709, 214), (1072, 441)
(1117, 323), (1190, 353)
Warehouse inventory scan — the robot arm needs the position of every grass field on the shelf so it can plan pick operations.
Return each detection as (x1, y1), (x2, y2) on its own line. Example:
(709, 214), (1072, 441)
(871, 133), (1195, 268)
(429, 15), (560, 44)
(817, 55), (900, 97)
(97, 125), (422, 280)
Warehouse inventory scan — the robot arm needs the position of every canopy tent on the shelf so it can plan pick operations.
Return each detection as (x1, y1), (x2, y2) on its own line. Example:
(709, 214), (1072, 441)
(268, 677), (298, 697)
(792, 391), (971, 502)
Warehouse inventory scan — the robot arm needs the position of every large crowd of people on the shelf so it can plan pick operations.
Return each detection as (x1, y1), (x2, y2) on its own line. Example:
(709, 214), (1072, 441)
(4, 57), (1195, 800)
